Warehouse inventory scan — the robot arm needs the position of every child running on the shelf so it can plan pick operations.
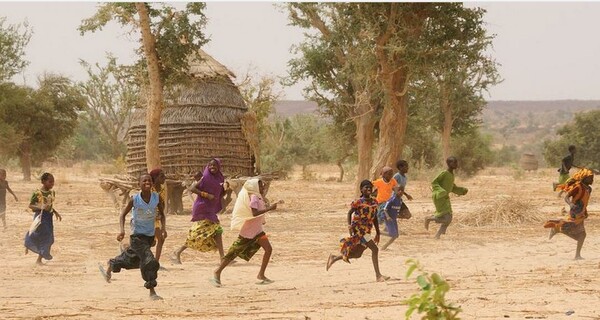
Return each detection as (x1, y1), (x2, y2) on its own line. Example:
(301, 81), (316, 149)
(326, 180), (390, 282)
(425, 157), (468, 239)
(171, 158), (226, 264)
(380, 191), (403, 250)
(211, 178), (279, 287)
(98, 173), (165, 300)
(544, 168), (593, 260)
(372, 166), (398, 224)
(0, 168), (19, 229)
(553, 145), (579, 197)
(24, 172), (62, 265)
(392, 160), (413, 232)
(149, 168), (167, 264)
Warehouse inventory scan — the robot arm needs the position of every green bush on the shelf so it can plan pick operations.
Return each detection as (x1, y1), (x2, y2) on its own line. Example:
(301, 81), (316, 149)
(404, 259), (462, 320)
(451, 130), (493, 177)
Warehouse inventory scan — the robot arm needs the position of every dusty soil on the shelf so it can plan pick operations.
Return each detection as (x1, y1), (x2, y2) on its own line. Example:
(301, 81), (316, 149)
(1, 165), (599, 319)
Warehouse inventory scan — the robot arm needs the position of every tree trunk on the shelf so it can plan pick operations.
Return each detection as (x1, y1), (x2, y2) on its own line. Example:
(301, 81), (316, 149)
(440, 84), (453, 162)
(354, 100), (376, 188)
(336, 157), (346, 182)
(372, 68), (408, 178)
(18, 142), (32, 181)
(167, 183), (185, 215)
(136, 3), (164, 171)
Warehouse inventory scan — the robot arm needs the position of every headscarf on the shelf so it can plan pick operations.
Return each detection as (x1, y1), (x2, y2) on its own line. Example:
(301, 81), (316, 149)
(149, 168), (163, 183)
(230, 178), (262, 231)
(557, 168), (594, 193)
(360, 179), (373, 189)
(191, 158), (225, 220)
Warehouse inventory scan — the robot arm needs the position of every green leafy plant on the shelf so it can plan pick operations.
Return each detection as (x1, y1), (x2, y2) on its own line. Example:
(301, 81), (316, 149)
(404, 259), (462, 320)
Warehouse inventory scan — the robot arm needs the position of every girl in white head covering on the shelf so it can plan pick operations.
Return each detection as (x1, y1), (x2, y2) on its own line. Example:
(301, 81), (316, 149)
(211, 178), (280, 287)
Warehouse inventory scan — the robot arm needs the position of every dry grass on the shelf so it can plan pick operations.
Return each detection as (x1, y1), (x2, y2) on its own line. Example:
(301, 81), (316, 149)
(458, 196), (545, 227)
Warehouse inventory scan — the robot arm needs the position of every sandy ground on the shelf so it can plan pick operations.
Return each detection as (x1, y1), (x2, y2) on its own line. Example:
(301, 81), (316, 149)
(1, 165), (600, 320)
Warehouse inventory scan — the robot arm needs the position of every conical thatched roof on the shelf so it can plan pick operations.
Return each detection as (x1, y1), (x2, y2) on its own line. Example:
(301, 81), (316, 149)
(125, 49), (256, 178)
(188, 49), (236, 80)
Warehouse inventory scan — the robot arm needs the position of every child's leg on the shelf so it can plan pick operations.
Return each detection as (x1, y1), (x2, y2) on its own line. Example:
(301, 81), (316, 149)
(326, 254), (344, 271)
(381, 236), (398, 251)
(129, 235), (160, 295)
(1, 212), (5, 228)
(574, 232), (586, 260)
(154, 229), (164, 262)
(256, 236), (272, 281)
(564, 228), (586, 260)
(435, 213), (453, 239)
(36, 254), (43, 265)
(365, 240), (388, 282)
(214, 232), (225, 260)
(171, 245), (187, 264)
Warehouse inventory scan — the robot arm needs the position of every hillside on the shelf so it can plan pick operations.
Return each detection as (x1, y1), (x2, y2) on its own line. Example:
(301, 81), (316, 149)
(273, 99), (600, 161)
(481, 100), (600, 154)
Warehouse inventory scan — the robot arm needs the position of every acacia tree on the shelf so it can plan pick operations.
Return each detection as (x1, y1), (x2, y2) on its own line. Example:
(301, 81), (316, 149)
(0, 17), (31, 82)
(544, 110), (600, 170)
(79, 3), (209, 170)
(287, 3), (380, 184)
(0, 75), (84, 180)
(237, 70), (283, 173)
(79, 54), (139, 158)
(416, 5), (500, 161)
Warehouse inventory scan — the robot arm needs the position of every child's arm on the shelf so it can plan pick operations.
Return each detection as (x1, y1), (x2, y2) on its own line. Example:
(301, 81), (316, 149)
(158, 200), (167, 238)
(452, 184), (468, 196)
(6, 182), (18, 201)
(117, 197), (134, 242)
(346, 208), (355, 234)
(251, 202), (277, 217)
(190, 185), (215, 200)
(373, 213), (381, 244)
(53, 209), (62, 221)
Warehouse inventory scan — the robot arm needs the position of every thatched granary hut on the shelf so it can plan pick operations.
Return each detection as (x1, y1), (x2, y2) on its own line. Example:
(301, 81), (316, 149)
(124, 50), (259, 213)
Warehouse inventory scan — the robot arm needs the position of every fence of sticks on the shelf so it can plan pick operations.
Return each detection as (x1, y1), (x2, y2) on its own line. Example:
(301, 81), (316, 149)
(99, 172), (280, 216)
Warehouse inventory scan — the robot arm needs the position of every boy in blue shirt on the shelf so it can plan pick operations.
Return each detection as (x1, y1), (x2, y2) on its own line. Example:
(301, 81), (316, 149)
(98, 173), (166, 300)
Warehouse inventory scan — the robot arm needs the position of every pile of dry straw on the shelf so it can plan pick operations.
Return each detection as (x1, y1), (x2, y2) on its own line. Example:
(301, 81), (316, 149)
(458, 196), (545, 227)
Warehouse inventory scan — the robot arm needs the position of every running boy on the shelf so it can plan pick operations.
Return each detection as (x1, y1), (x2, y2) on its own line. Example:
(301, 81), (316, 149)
(554, 145), (579, 197)
(326, 180), (389, 282)
(98, 173), (166, 300)
(392, 160), (413, 231)
(425, 157), (468, 239)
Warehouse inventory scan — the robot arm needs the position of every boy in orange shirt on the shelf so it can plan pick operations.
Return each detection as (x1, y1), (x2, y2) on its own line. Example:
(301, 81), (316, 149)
(372, 166), (398, 223)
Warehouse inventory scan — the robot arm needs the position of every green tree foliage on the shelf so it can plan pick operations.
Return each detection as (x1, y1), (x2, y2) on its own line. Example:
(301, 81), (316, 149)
(404, 259), (462, 320)
(0, 75), (85, 180)
(79, 54), (139, 158)
(80, 2), (209, 170)
(0, 83), (27, 156)
(286, 3), (500, 179)
(451, 129), (494, 177)
(286, 3), (381, 183)
(260, 114), (335, 177)
(0, 17), (31, 82)
(237, 71), (282, 137)
(544, 110), (600, 170)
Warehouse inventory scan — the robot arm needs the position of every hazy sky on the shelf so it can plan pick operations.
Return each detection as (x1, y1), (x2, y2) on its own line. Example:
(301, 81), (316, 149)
(2, 2), (600, 101)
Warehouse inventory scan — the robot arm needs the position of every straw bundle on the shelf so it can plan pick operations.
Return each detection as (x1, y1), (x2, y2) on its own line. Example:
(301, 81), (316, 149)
(458, 196), (545, 227)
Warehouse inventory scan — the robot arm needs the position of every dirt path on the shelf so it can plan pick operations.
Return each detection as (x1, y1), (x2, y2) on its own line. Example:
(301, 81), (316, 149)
(1, 167), (599, 319)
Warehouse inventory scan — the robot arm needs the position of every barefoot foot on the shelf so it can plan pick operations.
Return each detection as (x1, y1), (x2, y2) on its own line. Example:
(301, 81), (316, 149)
(376, 275), (390, 282)
(326, 254), (336, 271)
